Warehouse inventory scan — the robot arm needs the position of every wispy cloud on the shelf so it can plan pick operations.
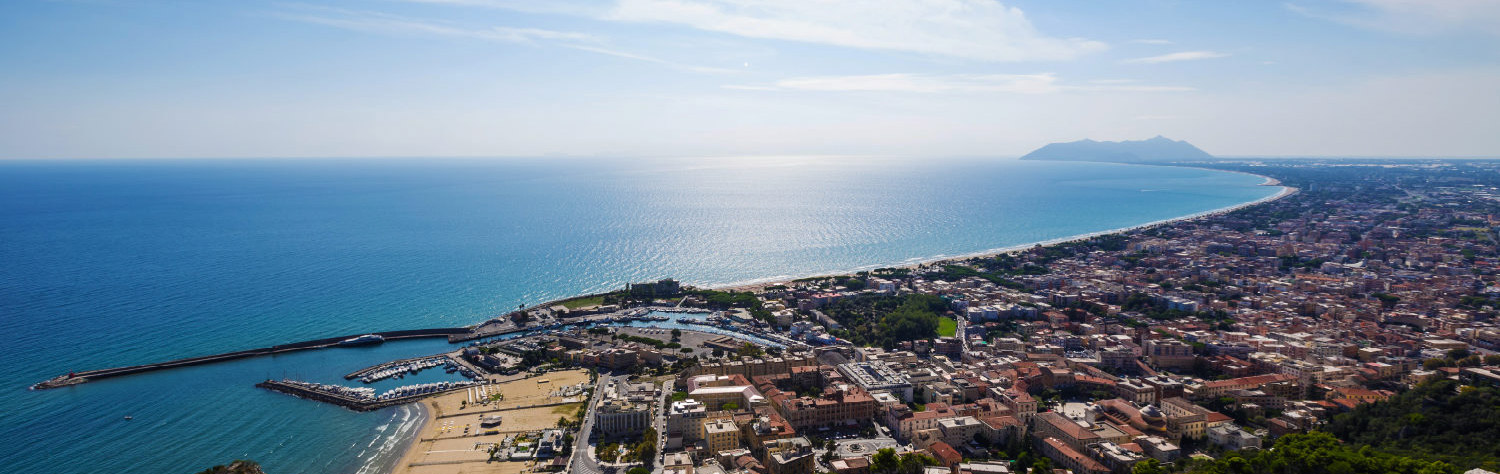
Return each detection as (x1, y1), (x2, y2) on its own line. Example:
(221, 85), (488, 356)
(1122, 51), (1230, 64)
(278, 8), (598, 43)
(275, 6), (734, 73)
(1286, 0), (1500, 35)
(603, 0), (1107, 62)
(724, 73), (1194, 94)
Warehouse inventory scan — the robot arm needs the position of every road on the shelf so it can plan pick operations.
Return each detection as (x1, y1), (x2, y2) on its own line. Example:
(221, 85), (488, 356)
(568, 373), (626, 474)
(651, 377), (673, 474)
(957, 314), (969, 354)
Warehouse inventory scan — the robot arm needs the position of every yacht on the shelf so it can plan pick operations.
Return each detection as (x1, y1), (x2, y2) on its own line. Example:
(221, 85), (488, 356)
(338, 334), (385, 346)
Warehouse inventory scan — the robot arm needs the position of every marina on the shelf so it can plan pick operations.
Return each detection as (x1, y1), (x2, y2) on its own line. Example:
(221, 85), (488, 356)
(347, 356), (454, 384)
(256, 379), (480, 412)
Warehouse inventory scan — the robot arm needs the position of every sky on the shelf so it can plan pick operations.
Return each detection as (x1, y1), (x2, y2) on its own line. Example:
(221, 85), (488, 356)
(1, 0), (1498, 159)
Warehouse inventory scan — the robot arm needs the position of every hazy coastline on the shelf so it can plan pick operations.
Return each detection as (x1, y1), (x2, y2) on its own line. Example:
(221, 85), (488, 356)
(711, 165), (1294, 292)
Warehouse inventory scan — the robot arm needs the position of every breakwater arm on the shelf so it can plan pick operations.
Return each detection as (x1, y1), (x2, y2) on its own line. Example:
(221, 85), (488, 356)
(30, 327), (470, 390)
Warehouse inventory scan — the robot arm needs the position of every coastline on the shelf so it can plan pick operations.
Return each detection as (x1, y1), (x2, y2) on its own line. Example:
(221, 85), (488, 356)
(378, 369), (591, 474)
(381, 401), (432, 474)
(372, 164), (1295, 473)
(710, 166), (1295, 292)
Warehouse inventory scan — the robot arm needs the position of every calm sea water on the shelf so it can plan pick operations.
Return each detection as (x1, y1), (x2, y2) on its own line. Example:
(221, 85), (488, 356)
(0, 157), (1277, 473)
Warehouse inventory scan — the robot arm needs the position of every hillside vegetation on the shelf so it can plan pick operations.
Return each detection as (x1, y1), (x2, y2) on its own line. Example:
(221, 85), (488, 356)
(1186, 432), (1456, 474)
(1326, 379), (1500, 471)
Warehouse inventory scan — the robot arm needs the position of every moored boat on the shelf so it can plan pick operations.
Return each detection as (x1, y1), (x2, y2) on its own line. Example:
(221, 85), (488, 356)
(338, 334), (385, 346)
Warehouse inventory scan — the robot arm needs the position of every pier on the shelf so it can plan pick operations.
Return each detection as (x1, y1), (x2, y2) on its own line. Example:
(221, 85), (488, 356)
(255, 380), (470, 412)
(31, 327), (470, 390)
(344, 355), (452, 382)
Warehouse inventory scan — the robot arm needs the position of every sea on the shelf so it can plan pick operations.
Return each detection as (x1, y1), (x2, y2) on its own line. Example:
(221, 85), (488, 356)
(0, 156), (1280, 474)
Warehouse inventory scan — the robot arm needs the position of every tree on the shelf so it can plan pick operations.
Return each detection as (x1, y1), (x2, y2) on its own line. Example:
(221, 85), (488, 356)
(627, 468), (649, 474)
(722, 402), (740, 411)
(1448, 348), (1472, 360)
(1325, 379), (1500, 471)
(898, 452), (938, 474)
(739, 342), (764, 358)
(1030, 456), (1052, 474)
(1134, 459), (1167, 474)
(671, 328), (682, 340)
(871, 448), (901, 474)
(633, 440), (656, 467)
(598, 443), (620, 463)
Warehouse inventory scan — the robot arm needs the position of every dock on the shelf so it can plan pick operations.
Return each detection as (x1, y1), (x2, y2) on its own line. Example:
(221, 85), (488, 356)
(255, 380), (469, 412)
(344, 354), (452, 381)
(31, 327), (470, 390)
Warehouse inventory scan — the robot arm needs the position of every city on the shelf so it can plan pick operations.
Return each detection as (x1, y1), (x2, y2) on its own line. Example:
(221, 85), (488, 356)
(336, 159), (1500, 474)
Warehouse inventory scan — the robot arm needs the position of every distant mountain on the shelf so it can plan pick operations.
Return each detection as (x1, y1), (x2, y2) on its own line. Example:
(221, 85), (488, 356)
(1020, 136), (1213, 163)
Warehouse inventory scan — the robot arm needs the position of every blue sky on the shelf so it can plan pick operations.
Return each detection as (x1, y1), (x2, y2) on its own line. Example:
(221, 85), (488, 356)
(1, 0), (1497, 159)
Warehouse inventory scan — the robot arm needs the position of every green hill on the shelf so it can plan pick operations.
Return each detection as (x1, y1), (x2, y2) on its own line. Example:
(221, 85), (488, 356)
(1326, 379), (1500, 471)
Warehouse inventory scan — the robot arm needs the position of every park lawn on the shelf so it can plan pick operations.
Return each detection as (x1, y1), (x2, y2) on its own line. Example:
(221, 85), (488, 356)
(559, 295), (604, 309)
(551, 402), (584, 418)
(937, 317), (958, 337)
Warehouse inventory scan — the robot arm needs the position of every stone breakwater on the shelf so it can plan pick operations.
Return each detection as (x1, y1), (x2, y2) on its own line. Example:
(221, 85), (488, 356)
(31, 327), (471, 390)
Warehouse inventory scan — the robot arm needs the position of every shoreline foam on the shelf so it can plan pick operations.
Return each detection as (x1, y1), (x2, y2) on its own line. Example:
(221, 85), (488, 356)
(390, 402), (432, 474)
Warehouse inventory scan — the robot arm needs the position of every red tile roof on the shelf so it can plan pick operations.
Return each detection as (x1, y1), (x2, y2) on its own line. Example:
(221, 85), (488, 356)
(929, 441), (963, 467)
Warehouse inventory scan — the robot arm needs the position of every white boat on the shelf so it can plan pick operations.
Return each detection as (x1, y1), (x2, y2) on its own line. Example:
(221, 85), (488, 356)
(339, 334), (385, 346)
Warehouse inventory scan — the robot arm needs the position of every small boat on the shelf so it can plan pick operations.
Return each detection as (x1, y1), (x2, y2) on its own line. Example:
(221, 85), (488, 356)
(338, 334), (386, 346)
(123, 416), (133, 420)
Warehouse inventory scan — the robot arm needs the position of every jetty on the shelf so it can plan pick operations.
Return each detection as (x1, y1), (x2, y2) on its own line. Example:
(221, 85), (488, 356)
(255, 379), (474, 412)
(31, 327), (469, 390)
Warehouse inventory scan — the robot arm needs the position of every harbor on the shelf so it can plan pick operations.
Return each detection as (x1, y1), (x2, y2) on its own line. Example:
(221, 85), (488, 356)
(255, 379), (482, 412)
(30, 327), (470, 390)
(346, 356), (458, 384)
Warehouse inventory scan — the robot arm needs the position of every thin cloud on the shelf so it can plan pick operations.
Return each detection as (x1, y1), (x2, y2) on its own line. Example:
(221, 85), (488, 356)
(1131, 39), (1174, 45)
(276, 8), (599, 44)
(1286, 0), (1500, 35)
(605, 0), (1107, 62)
(1122, 51), (1230, 64)
(724, 73), (1194, 94)
(274, 6), (732, 74)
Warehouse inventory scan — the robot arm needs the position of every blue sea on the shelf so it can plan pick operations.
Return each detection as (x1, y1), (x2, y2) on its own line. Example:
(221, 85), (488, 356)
(0, 156), (1278, 473)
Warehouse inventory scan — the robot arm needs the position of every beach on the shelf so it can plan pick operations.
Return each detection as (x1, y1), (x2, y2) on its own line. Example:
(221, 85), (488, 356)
(2, 158), (1288, 474)
(390, 369), (591, 474)
(714, 167), (1297, 293)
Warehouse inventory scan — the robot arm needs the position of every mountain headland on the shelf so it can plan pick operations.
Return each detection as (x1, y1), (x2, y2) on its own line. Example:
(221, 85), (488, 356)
(1020, 135), (1214, 163)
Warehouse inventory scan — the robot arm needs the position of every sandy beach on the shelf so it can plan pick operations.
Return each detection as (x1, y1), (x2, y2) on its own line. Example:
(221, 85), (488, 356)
(714, 167), (1297, 293)
(391, 369), (591, 474)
